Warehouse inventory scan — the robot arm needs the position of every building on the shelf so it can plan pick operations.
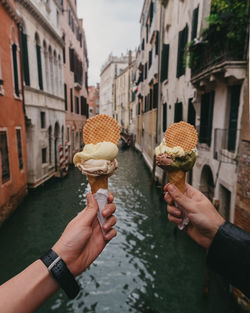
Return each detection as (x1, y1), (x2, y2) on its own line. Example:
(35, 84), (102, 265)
(62, 0), (89, 163)
(99, 53), (129, 117)
(135, 0), (161, 168)
(0, 0), (27, 224)
(16, 0), (65, 188)
(88, 84), (99, 117)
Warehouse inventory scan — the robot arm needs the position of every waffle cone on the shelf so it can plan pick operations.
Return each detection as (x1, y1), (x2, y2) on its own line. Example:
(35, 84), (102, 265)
(87, 175), (109, 194)
(165, 121), (197, 151)
(167, 170), (186, 194)
(83, 114), (120, 145)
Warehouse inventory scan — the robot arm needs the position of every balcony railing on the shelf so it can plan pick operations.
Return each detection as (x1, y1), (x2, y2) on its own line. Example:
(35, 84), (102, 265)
(213, 128), (240, 164)
(190, 37), (245, 77)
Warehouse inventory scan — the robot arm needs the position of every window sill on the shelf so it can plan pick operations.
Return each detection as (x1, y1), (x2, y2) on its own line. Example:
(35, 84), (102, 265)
(42, 163), (48, 168)
(0, 87), (5, 96)
(14, 94), (22, 101)
(163, 79), (168, 85)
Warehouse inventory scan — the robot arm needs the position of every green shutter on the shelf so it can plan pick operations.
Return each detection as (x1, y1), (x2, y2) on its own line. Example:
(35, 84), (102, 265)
(36, 44), (43, 90)
(21, 32), (30, 86)
(191, 6), (199, 40)
(161, 44), (169, 82)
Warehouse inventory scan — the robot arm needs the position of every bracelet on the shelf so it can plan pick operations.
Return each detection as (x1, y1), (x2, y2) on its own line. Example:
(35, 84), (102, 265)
(40, 249), (80, 299)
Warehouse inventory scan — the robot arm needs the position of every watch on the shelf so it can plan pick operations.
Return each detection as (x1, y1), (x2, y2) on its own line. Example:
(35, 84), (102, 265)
(40, 249), (80, 299)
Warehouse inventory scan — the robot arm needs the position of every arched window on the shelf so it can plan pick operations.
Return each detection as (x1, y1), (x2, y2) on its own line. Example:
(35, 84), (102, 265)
(35, 33), (43, 90)
(54, 50), (57, 95)
(48, 126), (52, 164)
(43, 40), (49, 92)
(10, 26), (20, 96)
(48, 46), (53, 93)
(20, 23), (30, 86)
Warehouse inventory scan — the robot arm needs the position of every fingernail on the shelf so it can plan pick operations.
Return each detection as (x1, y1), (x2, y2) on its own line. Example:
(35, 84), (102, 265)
(168, 184), (176, 192)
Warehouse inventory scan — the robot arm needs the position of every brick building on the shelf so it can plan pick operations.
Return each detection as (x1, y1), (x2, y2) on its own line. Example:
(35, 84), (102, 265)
(62, 0), (89, 163)
(0, 0), (27, 224)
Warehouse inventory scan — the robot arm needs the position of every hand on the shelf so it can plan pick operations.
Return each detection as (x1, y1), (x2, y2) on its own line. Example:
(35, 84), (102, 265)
(164, 184), (225, 249)
(53, 193), (117, 276)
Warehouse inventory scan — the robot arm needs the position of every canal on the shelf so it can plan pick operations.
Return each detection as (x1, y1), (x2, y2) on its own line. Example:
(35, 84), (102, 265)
(0, 149), (233, 313)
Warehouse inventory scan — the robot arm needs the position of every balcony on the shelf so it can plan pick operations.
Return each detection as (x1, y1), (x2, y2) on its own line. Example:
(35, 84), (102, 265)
(190, 36), (247, 88)
(213, 128), (240, 164)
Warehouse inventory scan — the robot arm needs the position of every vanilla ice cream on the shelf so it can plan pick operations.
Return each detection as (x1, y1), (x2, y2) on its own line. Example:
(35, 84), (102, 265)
(77, 159), (118, 177)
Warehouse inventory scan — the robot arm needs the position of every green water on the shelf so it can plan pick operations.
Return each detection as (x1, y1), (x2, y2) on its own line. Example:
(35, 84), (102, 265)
(0, 149), (232, 312)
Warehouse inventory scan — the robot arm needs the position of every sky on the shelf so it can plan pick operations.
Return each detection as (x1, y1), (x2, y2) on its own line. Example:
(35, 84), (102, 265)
(77, 0), (144, 86)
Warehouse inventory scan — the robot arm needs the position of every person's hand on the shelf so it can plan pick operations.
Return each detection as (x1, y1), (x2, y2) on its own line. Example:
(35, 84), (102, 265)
(52, 193), (117, 276)
(164, 184), (225, 249)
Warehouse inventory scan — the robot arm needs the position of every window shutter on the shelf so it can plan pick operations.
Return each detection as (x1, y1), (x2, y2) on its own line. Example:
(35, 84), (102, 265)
(153, 83), (158, 109)
(36, 44), (43, 90)
(64, 84), (67, 111)
(187, 98), (196, 127)
(16, 129), (23, 170)
(161, 44), (169, 82)
(155, 31), (159, 55)
(0, 131), (10, 182)
(150, 2), (154, 25)
(21, 32), (30, 86)
(174, 102), (183, 122)
(199, 91), (214, 146)
(70, 88), (73, 112)
(228, 85), (240, 151)
(191, 6), (199, 40)
(163, 103), (167, 132)
(176, 24), (188, 78)
(12, 44), (19, 96)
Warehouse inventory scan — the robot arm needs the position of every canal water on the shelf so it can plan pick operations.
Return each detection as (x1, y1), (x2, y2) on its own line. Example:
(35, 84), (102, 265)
(0, 149), (233, 313)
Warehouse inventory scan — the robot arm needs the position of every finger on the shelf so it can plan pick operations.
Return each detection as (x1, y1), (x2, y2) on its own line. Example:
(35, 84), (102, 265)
(103, 215), (117, 232)
(164, 192), (173, 205)
(80, 193), (98, 226)
(102, 203), (116, 217)
(107, 192), (114, 203)
(104, 228), (117, 241)
(167, 205), (182, 217)
(166, 184), (195, 213)
(168, 213), (183, 225)
(164, 183), (170, 192)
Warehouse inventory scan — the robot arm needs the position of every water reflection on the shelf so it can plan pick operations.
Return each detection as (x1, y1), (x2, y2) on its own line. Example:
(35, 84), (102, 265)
(0, 149), (232, 313)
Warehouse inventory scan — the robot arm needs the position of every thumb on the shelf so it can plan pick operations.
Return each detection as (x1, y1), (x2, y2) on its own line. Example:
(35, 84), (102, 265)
(81, 193), (98, 226)
(167, 184), (194, 213)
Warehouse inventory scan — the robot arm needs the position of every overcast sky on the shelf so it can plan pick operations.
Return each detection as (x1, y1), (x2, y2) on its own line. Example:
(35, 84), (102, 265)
(77, 0), (144, 86)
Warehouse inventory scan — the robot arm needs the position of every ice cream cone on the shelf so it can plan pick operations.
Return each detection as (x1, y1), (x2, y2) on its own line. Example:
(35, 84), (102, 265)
(167, 170), (186, 194)
(87, 175), (109, 194)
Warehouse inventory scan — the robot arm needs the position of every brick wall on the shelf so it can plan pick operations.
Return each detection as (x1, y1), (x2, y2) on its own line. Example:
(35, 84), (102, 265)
(235, 140), (250, 232)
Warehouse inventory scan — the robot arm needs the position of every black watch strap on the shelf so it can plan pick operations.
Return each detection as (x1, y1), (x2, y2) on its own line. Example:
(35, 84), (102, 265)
(40, 249), (80, 299)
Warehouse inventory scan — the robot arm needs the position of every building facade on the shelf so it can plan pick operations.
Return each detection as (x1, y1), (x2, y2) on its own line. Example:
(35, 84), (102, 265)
(99, 53), (129, 117)
(0, 0), (27, 224)
(16, 0), (65, 188)
(62, 0), (89, 163)
(88, 84), (99, 117)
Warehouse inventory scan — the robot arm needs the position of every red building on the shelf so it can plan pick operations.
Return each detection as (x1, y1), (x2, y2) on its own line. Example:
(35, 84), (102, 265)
(0, 0), (27, 224)
(88, 84), (100, 117)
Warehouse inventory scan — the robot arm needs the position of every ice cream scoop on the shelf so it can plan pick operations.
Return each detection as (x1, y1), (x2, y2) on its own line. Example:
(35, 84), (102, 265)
(76, 159), (118, 177)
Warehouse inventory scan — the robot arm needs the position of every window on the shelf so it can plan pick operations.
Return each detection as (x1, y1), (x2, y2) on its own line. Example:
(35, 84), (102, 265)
(137, 101), (141, 115)
(12, 43), (19, 96)
(63, 47), (66, 64)
(20, 30), (30, 86)
(153, 83), (158, 109)
(155, 31), (159, 55)
(199, 91), (214, 146)
(191, 6), (199, 40)
(67, 127), (70, 142)
(42, 148), (47, 164)
(35, 34), (43, 90)
(0, 131), (10, 183)
(144, 62), (148, 80)
(149, 1), (154, 25)
(161, 44), (169, 82)
(149, 50), (152, 69)
(70, 88), (73, 112)
(69, 48), (74, 72)
(141, 38), (145, 51)
(227, 85), (241, 152)
(64, 84), (67, 110)
(163, 103), (167, 132)
(81, 96), (88, 117)
(75, 96), (79, 114)
(48, 126), (52, 164)
(40, 112), (46, 128)
(176, 24), (188, 78)
(16, 129), (23, 170)
(174, 102), (183, 122)
(150, 89), (153, 110)
(187, 98), (196, 127)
